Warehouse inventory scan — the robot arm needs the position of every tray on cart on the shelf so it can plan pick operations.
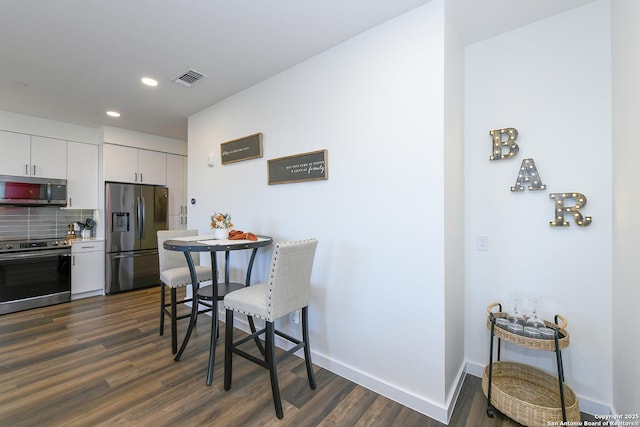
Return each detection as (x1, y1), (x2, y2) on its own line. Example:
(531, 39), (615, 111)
(486, 303), (570, 351)
(482, 361), (580, 427)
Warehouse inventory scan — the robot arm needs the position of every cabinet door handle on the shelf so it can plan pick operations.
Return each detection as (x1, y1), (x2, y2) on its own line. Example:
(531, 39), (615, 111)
(140, 173), (143, 182)
(69, 197), (72, 207)
(33, 165), (37, 175)
(73, 255), (76, 266)
(134, 172), (138, 182)
(25, 164), (29, 175)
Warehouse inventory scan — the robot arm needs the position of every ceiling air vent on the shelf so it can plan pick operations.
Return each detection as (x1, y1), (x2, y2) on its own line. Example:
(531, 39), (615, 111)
(172, 69), (208, 87)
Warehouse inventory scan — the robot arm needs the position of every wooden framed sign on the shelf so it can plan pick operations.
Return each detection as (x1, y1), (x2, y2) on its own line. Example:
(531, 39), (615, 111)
(220, 133), (263, 165)
(268, 149), (328, 185)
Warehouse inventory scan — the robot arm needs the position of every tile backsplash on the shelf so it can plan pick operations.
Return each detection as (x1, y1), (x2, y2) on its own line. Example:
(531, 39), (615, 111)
(0, 207), (95, 240)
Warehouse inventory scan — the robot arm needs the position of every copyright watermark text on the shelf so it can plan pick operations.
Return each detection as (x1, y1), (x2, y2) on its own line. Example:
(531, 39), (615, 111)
(547, 414), (640, 426)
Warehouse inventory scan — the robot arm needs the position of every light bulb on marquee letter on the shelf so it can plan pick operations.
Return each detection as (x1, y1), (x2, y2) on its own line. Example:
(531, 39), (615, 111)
(549, 193), (592, 227)
(489, 127), (519, 161)
(511, 158), (546, 192)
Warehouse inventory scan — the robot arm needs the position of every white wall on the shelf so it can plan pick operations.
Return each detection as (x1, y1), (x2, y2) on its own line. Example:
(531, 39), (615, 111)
(464, 0), (612, 413)
(611, 0), (640, 416)
(102, 126), (186, 155)
(0, 110), (99, 144)
(443, 0), (466, 418)
(188, 2), (458, 421)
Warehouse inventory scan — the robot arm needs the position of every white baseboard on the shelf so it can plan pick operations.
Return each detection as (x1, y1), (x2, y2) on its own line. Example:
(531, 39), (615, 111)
(445, 364), (467, 422)
(209, 309), (613, 423)
(465, 360), (612, 417)
(71, 289), (103, 300)
(309, 350), (453, 424)
(229, 313), (460, 424)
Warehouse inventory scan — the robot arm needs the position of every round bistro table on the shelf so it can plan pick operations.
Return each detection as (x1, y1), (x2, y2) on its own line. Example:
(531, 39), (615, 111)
(163, 234), (273, 385)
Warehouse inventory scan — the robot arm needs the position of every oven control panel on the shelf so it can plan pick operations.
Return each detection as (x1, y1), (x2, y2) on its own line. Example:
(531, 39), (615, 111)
(20, 241), (49, 249)
(1, 239), (70, 253)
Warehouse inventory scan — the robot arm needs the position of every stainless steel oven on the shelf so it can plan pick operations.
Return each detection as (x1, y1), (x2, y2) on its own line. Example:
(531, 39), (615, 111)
(0, 239), (71, 315)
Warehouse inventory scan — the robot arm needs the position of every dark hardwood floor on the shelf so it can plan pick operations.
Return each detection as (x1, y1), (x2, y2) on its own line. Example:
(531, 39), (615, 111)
(0, 288), (593, 426)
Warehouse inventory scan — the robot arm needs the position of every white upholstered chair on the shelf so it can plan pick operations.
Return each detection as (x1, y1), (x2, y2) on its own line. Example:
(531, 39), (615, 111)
(157, 229), (213, 354)
(223, 238), (318, 419)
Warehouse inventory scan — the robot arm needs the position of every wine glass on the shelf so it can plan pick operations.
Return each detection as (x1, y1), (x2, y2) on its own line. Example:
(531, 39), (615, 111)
(525, 296), (545, 328)
(506, 295), (525, 326)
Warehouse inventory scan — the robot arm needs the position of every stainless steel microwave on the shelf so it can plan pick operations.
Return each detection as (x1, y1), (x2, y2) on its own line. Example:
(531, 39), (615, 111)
(0, 175), (67, 207)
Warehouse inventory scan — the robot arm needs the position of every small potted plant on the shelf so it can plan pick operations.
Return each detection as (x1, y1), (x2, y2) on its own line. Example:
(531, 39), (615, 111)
(210, 212), (233, 239)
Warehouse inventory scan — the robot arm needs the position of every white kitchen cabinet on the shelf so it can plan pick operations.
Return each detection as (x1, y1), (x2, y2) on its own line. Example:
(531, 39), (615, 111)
(30, 136), (67, 179)
(166, 154), (188, 229)
(103, 144), (137, 182)
(67, 141), (99, 209)
(103, 144), (167, 185)
(0, 131), (66, 178)
(0, 131), (30, 175)
(71, 240), (105, 297)
(138, 149), (167, 185)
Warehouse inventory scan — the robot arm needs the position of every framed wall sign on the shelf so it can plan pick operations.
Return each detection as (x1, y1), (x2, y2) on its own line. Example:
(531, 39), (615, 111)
(268, 149), (328, 185)
(220, 133), (263, 165)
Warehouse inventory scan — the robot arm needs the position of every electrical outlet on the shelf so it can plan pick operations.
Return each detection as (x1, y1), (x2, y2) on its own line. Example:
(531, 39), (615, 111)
(476, 235), (489, 251)
(290, 309), (300, 324)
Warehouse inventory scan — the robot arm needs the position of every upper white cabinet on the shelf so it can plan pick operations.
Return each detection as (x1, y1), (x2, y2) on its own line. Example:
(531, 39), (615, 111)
(138, 149), (167, 185)
(67, 141), (99, 209)
(0, 131), (30, 175)
(103, 144), (137, 182)
(31, 136), (67, 179)
(166, 154), (188, 230)
(0, 131), (66, 179)
(103, 144), (167, 185)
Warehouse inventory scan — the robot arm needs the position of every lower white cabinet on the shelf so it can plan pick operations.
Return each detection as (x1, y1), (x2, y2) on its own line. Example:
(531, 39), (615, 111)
(71, 240), (105, 298)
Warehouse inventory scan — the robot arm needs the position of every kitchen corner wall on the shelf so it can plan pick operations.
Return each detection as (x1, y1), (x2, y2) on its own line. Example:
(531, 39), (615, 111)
(464, 0), (612, 414)
(188, 2), (455, 422)
(611, 0), (640, 417)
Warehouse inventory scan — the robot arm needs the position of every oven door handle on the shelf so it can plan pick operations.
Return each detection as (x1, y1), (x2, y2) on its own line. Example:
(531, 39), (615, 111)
(0, 250), (71, 261)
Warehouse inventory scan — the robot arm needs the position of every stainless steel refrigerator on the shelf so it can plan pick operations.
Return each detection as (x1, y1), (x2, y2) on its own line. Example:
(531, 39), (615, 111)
(105, 182), (168, 294)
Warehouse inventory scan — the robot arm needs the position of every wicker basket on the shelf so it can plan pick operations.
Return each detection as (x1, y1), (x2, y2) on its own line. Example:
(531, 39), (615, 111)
(486, 303), (570, 351)
(482, 361), (580, 427)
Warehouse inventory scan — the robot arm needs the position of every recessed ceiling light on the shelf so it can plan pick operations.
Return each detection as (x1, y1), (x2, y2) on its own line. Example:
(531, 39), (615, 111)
(106, 111), (121, 118)
(141, 77), (158, 87)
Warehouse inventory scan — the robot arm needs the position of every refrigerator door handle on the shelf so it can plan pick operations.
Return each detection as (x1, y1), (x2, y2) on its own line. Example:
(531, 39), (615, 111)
(140, 196), (146, 239)
(136, 196), (142, 240)
(110, 250), (157, 259)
